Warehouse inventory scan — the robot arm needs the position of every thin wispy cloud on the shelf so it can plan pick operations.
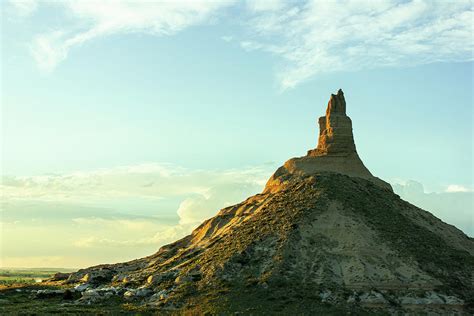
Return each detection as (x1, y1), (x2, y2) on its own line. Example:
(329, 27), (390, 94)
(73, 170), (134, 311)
(221, 35), (233, 42)
(243, 0), (473, 89)
(8, 0), (38, 17)
(73, 223), (195, 249)
(1, 163), (269, 203)
(22, 0), (235, 72)
(245, 0), (285, 13)
(8, 0), (473, 85)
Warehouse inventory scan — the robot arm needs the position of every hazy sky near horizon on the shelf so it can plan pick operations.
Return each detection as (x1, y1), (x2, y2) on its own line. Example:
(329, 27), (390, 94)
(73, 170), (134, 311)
(1, 0), (473, 268)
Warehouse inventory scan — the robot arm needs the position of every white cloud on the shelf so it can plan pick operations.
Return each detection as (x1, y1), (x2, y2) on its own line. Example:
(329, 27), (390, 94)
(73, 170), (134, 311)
(2, 163), (273, 266)
(446, 184), (473, 193)
(11, 0), (473, 82)
(240, 40), (264, 51)
(72, 217), (160, 231)
(28, 0), (235, 72)
(1, 163), (269, 202)
(393, 180), (474, 236)
(8, 0), (38, 17)
(243, 0), (474, 89)
(73, 223), (194, 248)
(30, 31), (69, 72)
(246, 0), (285, 13)
(176, 181), (260, 225)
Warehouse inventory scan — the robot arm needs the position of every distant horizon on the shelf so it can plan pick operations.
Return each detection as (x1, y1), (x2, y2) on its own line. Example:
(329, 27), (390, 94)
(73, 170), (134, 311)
(0, 267), (78, 271)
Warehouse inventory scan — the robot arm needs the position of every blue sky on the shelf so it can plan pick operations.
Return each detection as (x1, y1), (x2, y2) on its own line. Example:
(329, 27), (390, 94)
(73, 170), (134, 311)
(1, 0), (473, 268)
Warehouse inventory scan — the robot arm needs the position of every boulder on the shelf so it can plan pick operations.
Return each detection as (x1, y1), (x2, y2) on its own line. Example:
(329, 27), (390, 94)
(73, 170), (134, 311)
(358, 291), (388, 305)
(123, 287), (152, 300)
(48, 272), (70, 281)
(34, 289), (66, 299)
(147, 271), (178, 285)
(80, 268), (113, 284)
(77, 287), (121, 304)
(74, 283), (90, 292)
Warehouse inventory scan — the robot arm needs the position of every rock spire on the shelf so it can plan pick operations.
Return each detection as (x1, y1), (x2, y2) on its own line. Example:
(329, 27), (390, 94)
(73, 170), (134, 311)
(308, 89), (356, 156)
(264, 89), (392, 192)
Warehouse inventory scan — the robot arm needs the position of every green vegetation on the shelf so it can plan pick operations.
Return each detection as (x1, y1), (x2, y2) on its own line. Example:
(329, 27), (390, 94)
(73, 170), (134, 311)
(0, 268), (72, 287)
(0, 285), (154, 315)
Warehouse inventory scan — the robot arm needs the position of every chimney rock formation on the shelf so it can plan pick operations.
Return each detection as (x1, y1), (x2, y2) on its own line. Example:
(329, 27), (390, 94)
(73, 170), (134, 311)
(309, 89), (355, 156)
(265, 89), (391, 192)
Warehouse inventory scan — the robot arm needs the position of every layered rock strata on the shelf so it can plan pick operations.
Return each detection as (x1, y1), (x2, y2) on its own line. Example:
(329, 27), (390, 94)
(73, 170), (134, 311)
(309, 89), (355, 156)
(265, 89), (391, 193)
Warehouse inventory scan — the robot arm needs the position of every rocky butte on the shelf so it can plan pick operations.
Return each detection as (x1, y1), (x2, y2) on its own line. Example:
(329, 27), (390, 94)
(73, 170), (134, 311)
(8, 90), (473, 315)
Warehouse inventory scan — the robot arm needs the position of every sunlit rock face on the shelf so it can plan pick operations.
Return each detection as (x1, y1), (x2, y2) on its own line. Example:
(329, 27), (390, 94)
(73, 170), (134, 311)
(265, 89), (392, 193)
(310, 89), (355, 156)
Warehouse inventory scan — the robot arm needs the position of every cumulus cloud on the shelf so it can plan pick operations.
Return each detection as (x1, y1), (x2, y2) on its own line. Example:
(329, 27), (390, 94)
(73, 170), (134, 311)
(176, 181), (260, 225)
(25, 0), (235, 72)
(393, 180), (474, 236)
(446, 184), (473, 193)
(1, 163), (271, 227)
(243, 0), (473, 89)
(1, 162), (270, 228)
(2, 163), (272, 266)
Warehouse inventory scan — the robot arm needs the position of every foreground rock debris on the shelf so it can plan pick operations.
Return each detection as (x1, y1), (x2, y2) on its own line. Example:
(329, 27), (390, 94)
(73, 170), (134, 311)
(4, 90), (473, 315)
